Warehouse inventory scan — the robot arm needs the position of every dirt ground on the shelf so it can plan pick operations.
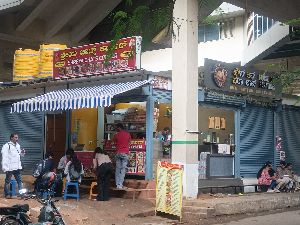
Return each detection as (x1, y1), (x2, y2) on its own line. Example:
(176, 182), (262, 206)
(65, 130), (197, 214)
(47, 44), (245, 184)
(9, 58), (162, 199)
(0, 193), (176, 225)
(1, 194), (300, 225)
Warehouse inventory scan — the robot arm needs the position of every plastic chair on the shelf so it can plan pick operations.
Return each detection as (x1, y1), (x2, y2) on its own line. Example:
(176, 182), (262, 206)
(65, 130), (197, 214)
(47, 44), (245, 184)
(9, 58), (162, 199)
(64, 181), (80, 201)
(89, 182), (97, 200)
(10, 179), (17, 197)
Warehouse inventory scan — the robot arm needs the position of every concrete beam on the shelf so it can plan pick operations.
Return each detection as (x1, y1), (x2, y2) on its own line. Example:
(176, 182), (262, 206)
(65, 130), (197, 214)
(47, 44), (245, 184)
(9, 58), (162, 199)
(16, 0), (52, 31)
(45, 0), (89, 39)
(227, 0), (300, 22)
(71, 0), (121, 43)
(0, 33), (39, 46)
(242, 24), (290, 66)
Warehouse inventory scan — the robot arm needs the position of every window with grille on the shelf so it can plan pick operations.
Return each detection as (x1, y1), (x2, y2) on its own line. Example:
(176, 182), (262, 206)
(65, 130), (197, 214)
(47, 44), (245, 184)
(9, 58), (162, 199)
(199, 19), (235, 43)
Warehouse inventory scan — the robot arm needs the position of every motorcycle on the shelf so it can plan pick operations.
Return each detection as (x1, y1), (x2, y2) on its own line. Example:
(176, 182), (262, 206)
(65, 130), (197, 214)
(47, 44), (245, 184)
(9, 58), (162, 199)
(0, 203), (31, 225)
(0, 189), (66, 225)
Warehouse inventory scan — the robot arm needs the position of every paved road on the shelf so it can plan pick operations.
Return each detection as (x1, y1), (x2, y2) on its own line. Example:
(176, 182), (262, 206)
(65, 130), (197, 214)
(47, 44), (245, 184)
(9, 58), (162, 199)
(214, 209), (300, 225)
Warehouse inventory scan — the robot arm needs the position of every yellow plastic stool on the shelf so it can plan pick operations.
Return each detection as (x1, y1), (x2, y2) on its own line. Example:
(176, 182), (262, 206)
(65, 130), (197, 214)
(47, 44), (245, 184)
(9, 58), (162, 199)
(89, 182), (98, 200)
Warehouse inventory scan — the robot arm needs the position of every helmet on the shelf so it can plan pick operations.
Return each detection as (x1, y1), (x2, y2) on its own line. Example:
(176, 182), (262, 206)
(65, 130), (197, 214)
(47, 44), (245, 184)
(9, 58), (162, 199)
(41, 172), (56, 189)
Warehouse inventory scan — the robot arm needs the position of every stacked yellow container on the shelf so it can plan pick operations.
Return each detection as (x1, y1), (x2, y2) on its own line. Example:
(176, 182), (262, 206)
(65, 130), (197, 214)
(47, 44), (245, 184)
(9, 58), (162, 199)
(38, 44), (67, 79)
(13, 49), (39, 81)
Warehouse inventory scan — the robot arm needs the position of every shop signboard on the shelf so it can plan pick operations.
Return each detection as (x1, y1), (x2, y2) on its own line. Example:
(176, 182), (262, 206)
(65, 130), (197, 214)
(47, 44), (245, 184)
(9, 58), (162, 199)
(151, 75), (172, 90)
(53, 36), (142, 78)
(75, 151), (95, 178)
(203, 59), (276, 98)
(104, 139), (146, 150)
(155, 161), (183, 220)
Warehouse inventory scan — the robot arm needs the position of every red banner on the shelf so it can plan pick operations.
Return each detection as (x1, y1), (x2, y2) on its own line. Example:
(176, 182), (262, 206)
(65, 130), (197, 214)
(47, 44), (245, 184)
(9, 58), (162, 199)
(53, 36), (142, 78)
(75, 151), (94, 168)
(104, 139), (146, 151)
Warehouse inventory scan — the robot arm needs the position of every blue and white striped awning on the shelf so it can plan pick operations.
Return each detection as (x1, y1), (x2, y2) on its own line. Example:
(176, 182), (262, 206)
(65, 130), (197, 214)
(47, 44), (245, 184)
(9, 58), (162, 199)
(11, 80), (150, 113)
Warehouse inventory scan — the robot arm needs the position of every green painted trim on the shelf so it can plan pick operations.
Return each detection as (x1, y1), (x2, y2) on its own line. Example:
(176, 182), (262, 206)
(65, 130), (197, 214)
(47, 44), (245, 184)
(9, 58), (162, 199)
(172, 141), (199, 144)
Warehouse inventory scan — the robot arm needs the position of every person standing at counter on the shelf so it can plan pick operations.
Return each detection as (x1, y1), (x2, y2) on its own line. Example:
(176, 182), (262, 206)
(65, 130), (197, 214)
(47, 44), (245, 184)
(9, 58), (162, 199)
(93, 147), (113, 201)
(113, 123), (131, 189)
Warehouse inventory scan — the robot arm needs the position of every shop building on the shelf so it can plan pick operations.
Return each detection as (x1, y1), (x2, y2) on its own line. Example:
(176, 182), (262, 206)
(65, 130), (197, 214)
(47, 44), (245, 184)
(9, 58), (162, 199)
(0, 2), (299, 196)
(0, 72), (152, 177)
(141, 2), (300, 184)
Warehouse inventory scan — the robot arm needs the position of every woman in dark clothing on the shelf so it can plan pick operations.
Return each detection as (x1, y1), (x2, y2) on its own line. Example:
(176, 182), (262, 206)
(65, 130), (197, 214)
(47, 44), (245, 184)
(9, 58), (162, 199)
(34, 152), (55, 194)
(93, 147), (113, 201)
(43, 152), (55, 173)
(64, 154), (83, 183)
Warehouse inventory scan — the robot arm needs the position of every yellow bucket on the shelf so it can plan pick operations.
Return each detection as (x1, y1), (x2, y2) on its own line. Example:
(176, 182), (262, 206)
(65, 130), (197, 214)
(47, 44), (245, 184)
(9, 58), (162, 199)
(38, 44), (67, 78)
(13, 49), (39, 81)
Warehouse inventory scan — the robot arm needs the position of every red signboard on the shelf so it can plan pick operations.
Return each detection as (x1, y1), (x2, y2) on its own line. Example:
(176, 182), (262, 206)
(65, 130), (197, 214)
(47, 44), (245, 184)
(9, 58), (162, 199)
(104, 139), (146, 150)
(75, 151), (94, 168)
(53, 36), (142, 78)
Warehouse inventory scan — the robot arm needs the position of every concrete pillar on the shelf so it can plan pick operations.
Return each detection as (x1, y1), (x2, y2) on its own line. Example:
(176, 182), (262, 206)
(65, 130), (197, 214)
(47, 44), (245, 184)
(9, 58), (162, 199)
(172, 0), (199, 198)
(146, 95), (154, 180)
(97, 107), (105, 147)
(0, 51), (4, 81)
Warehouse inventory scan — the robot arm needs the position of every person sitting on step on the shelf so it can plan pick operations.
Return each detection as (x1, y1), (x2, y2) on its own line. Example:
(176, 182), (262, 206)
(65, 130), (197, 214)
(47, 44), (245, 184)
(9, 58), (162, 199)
(284, 162), (300, 191)
(274, 161), (291, 192)
(257, 161), (275, 192)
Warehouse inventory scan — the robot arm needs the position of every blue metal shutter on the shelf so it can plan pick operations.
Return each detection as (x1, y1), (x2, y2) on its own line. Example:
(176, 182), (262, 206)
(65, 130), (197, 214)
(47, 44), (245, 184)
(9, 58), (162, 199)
(0, 103), (44, 174)
(278, 107), (300, 174)
(240, 105), (274, 177)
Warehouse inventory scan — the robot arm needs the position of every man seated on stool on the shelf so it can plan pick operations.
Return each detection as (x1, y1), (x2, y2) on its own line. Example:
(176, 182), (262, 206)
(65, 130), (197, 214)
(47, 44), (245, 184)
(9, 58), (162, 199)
(285, 162), (300, 191)
(274, 161), (291, 192)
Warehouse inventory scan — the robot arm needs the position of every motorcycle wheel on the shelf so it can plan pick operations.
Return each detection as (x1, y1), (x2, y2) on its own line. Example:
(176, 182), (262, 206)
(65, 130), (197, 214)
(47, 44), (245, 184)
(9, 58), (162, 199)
(0, 218), (21, 225)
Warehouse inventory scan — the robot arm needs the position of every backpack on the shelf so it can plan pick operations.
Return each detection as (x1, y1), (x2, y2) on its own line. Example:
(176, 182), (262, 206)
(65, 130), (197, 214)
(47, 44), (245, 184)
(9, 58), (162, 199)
(69, 163), (81, 181)
(32, 159), (46, 178)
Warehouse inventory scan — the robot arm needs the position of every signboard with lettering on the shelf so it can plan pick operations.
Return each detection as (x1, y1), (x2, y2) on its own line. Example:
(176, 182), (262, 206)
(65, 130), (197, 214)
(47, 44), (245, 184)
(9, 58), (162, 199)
(155, 161), (183, 219)
(53, 36), (142, 78)
(104, 139), (146, 150)
(203, 59), (276, 98)
(152, 75), (172, 90)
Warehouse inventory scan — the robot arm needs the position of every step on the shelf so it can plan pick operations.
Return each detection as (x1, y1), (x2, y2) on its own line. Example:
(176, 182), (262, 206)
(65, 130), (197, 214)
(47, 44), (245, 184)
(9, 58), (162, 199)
(147, 198), (156, 205)
(111, 187), (156, 200)
(184, 200), (214, 208)
(182, 211), (209, 221)
(183, 205), (215, 216)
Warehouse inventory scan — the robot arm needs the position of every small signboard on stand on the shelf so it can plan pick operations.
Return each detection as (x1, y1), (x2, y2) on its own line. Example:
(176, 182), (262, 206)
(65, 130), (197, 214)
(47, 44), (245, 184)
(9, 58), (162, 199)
(155, 161), (183, 220)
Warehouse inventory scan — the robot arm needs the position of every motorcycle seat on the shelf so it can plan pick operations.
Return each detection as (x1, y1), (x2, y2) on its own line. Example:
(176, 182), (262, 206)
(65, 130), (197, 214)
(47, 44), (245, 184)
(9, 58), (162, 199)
(0, 204), (29, 214)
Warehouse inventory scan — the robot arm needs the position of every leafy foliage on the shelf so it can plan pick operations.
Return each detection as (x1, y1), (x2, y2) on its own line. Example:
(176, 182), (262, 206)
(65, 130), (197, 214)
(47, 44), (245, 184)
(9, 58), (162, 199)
(104, 0), (173, 63)
(105, 0), (218, 63)
(110, 1), (173, 47)
(271, 68), (300, 95)
(282, 17), (300, 26)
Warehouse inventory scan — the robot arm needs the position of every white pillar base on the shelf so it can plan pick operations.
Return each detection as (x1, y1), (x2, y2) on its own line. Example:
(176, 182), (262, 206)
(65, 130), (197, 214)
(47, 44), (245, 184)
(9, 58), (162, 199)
(173, 162), (198, 199)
